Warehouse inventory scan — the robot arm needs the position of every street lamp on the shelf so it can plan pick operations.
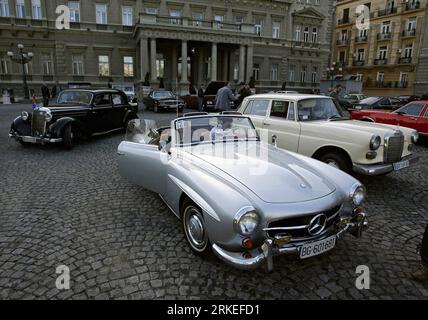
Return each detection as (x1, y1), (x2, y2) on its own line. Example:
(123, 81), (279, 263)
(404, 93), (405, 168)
(7, 44), (33, 100)
(326, 62), (343, 89)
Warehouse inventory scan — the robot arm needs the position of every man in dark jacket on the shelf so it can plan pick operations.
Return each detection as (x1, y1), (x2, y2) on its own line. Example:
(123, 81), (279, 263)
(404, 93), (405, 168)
(41, 84), (50, 107)
(412, 223), (428, 282)
(197, 85), (205, 112)
(215, 83), (238, 111)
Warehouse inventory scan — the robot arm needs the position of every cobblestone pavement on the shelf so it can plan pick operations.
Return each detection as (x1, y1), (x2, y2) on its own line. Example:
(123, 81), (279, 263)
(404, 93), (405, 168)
(0, 103), (427, 300)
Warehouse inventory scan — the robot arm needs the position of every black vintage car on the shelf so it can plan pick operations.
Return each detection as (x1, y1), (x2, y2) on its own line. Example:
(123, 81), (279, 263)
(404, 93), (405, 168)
(9, 89), (139, 149)
(354, 96), (404, 111)
(143, 90), (185, 113)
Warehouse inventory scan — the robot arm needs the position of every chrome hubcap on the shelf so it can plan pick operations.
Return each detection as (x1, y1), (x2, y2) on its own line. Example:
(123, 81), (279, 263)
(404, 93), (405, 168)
(185, 208), (206, 249)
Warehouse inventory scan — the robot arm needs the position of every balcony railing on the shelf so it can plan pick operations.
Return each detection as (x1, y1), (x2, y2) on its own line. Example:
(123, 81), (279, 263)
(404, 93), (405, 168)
(336, 39), (349, 46)
(374, 58), (388, 65)
(406, 1), (421, 11)
(377, 33), (392, 40)
(377, 7), (398, 17)
(355, 36), (368, 43)
(365, 81), (408, 88)
(336, 61), (347, 67)
(402, 29), (416, 37)
(398, 57), (412, 64)
(353, 60), (365, 66)
(337, 18), (351, 25)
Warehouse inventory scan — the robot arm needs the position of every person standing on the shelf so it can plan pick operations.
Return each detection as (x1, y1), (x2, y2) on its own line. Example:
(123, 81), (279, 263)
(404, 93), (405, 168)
(197, 85), (205, 112)
(41, 83), (50, 107)
(51, 81), (62, 99)
(329, 84), (343, 100)
(215, 83), (238, 112)
(237, 85), (252, 107)
(412, 223), (428, 282)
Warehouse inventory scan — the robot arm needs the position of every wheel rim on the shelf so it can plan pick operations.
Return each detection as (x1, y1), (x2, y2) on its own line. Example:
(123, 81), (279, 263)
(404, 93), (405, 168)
(184, 207), (207, 251)
(325, 159), (340, 169)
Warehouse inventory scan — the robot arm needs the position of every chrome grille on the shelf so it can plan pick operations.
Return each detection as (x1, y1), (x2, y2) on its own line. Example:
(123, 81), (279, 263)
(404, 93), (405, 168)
(384, 132), (404, 164)
(264, 205), (342, 240)
(31, 110), (46, 136)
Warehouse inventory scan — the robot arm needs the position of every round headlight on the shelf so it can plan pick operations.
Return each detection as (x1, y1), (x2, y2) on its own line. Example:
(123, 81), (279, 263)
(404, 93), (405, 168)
(411, 131), (419, 144)
(234, 207), (260, 236)
(45, 112), (53, 122)
(369, 135), (381, 151)
(350, 184), (366, 206)
(21, 111), (29, 121)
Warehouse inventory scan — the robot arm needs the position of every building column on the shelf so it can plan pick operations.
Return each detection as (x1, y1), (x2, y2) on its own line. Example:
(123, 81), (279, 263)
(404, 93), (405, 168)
(246, 45), (254, 82)
(181, 40), (188, 84)
(150, 38), (157, 83)
(222, 50), (229, 81)
(140, 38), (149, 81)
(239, 45), (246, 83)
(211, 43), (218, 81)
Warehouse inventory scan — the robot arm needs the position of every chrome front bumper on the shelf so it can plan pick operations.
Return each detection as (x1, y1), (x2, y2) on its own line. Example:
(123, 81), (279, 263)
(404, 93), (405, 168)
(212, 213), (368, 271)
(353, 155), (419, 176)
(9, 133), (62, 144)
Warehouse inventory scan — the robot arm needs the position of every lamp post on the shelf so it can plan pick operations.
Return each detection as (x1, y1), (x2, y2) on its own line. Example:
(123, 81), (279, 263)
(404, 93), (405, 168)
(7, 44), (33, 100)
(326, 62), (343, 89)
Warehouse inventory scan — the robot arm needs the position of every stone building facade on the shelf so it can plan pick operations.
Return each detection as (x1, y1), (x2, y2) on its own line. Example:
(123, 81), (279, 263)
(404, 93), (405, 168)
(0, 0), (335, 99)
(333, 0), (427, 97)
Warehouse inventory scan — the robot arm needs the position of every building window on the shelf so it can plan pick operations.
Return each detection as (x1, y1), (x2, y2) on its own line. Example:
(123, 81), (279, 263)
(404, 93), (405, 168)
(31, 0), (42, 19)
(271, 63), (278, 81)
(98, 55), (110, 76)
(303, 27), (309, 42)
(253, 64), (260, 81)
(378, 46), (388, 60)
(122, 6), (133, 26)
(124, 56), (134, 77)
(376, 72), (385, 82)
(288, 65), (295, 82)
(311, 68), (318, 83)
(341, 29), (348, 41)
(407, 17), (417, 31)
(254, 19), (262, 35)
(311, 27), (318, 43)
(156, 59), (165, 78)
(272, 21), (280, 39)
(356, 73), (363, 81)
(295, 26), (301, 41)
(72, 54), (84, 75)
(300, 66), (307, 83)
(16, 0), (25, 18)
(192, 12), (203, 26)
(314, 0), (320, 5)
(0, 0), (9, 17)
(42, 54), (53, 75)
(0, 54), (11, 74)
(235, 15), (244, 24)
(381, 21), (391, 34)
(358, 28), (368, 38)
(69, 1), (80, 22)
(214, 15), (223, 29)
(404, 44), (413, 58)
(145, 7), (158, 15)
(357, 48), (365, 61)
(170, 10), (181, 25)
(96, 3), (107, 24)
(399, 72), (408, 86)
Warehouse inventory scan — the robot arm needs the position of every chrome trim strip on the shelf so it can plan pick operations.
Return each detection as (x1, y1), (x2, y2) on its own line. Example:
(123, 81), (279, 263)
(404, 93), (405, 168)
(91, 127), (123, 136)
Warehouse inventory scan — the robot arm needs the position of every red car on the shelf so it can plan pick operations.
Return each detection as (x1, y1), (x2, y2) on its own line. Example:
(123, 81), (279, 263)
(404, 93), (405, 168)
(350, 101), (428, 136)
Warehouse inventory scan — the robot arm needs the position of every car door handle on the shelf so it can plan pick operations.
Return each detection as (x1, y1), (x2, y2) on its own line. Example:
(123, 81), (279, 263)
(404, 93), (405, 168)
(263, 122), (271, 126)
(410, 117), (417, 120)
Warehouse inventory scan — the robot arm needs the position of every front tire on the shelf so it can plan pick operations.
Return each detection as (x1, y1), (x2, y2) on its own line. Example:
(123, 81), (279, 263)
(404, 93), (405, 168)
(181, 199), (211, 256)
(319, 152), (351, 173)
(154, 105), (159, 113)
(63, 124), (74, 150)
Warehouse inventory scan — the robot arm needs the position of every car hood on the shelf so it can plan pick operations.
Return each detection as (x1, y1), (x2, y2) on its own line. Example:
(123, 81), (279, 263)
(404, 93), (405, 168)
(157, 98), (183, 103)
(309, 119), (401, 136)
(186, 142), (337, 204)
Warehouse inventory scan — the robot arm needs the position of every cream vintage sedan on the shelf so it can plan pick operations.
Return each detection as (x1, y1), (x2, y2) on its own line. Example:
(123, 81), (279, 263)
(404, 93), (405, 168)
(239, 94), (419, 175)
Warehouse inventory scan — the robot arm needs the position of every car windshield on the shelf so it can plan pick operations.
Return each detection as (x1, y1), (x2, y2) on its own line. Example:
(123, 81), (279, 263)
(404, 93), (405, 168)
(174, 116), (259, 146)
(154, 91), (174, 99)
(297, 98), (344, 121)
(57, 91), (92, 105)
(359, 97), (380, 105)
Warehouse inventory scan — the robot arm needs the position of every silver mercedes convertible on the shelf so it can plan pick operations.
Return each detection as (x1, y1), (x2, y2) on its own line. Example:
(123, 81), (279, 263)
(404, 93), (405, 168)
(117, 113), (368, 271)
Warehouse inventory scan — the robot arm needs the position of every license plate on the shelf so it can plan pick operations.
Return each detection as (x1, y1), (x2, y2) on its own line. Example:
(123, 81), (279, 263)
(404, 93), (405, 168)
(393, 160), (410, 171)
(299, 236), (336, 259)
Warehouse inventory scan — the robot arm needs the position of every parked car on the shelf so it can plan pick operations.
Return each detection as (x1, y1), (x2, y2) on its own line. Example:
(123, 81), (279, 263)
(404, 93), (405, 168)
(112, 83), (136, 102)
(117, 114), (368, 270)
(354, 96), (404, 111)
(396, 95), (420, 105)
(203, 81), (235, 111)
(350, 101), (428, 137)
(143, 90), (185, 113)
(9, 89), (138, 149)
(343, 93), (367, 106)
(239, 93), (419, 176)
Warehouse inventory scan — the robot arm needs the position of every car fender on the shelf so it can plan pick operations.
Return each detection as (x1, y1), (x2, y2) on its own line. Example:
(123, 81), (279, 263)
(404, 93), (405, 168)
(11, 116), (31, 136)
(122, 110), (138, 125)
(49, 117), (83, 138)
